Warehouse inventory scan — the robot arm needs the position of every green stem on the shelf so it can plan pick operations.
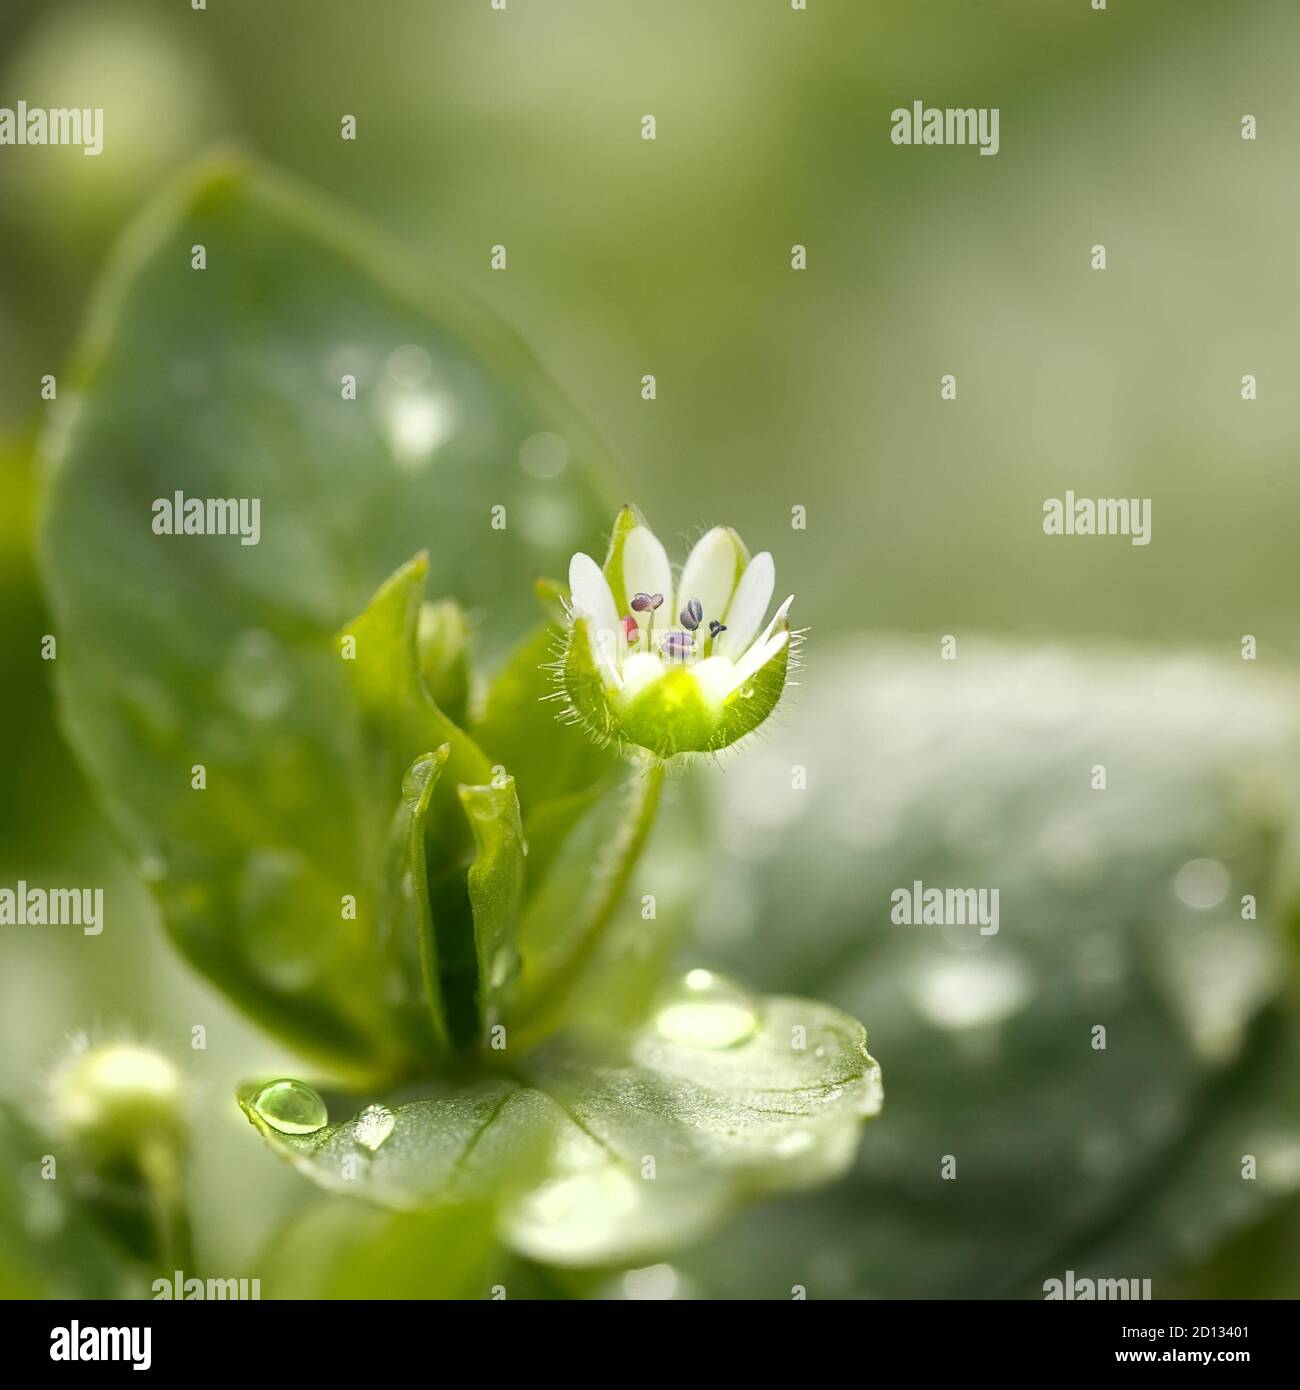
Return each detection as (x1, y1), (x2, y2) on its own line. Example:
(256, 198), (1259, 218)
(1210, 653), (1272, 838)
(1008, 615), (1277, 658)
(138, 1138), (194, 1277)
(514, 759), (666, 1045)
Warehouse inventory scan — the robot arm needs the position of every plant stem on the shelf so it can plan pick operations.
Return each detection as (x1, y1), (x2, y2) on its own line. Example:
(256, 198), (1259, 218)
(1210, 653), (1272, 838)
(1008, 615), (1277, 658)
(138, 1138), (194, 1277)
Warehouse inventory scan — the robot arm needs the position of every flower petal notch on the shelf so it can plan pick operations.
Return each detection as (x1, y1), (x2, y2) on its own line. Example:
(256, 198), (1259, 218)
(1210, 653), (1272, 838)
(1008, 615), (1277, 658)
(560, 506), (798, 757)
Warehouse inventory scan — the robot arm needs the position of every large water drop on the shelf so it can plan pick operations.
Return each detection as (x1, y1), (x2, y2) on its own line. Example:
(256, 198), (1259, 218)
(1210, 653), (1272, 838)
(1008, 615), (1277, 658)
(251, 1079), (328, 1136)
(654, 969), (758, 1049)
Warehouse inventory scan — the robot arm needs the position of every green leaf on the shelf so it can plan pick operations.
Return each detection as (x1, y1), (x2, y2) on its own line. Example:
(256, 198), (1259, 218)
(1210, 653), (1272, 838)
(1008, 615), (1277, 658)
(239, 990), (880, 1269)
(472, 622), (616, 819)
(512, 760), (666, 1041)
(418, 599), (471, 730)
(339, 552), (491, 878)
(675, 638), (1300, 1298)
(458, 776), (526, 1031)
(40, 155), (610, 1069)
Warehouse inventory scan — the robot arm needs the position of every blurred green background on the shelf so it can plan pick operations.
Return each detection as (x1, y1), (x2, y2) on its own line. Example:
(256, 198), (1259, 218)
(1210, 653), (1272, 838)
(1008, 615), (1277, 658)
(3, 0), (1300, 1297)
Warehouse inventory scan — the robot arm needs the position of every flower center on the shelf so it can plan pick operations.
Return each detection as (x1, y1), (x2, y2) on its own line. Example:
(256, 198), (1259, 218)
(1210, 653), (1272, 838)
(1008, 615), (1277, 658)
(621, 595), (727, 669)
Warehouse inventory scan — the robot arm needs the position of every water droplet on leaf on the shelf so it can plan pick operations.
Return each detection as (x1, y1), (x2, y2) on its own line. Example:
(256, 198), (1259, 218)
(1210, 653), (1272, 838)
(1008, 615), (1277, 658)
(354, 1103), (394, 1152)
(654, 968), (758, 1048)
(252, 1079), (328, 1135)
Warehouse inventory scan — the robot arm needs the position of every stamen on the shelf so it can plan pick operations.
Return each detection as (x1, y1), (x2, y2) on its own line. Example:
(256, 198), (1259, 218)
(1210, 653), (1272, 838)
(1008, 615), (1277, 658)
(621, 615), (640, 644)
(661, 631), (694, 662)
(680, 597), (703, 630)
(631, 591), (664, 612)
(708, 619), (727, 638)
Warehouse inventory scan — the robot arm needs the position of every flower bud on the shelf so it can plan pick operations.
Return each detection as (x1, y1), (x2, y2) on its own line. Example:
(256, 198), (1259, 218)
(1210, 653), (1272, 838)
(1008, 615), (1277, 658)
(50, 1041), (186, 1167)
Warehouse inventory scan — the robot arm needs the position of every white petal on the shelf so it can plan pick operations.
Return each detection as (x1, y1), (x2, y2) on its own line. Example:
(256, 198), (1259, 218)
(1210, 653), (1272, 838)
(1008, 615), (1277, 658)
(729, 628), (788, 693)
(716, 552), (775, 659)
(569, 552), (619, 632)
(620, 650), (665, 700)
(755, 593), (794, 651)
(692, 655), (737, 707)
(675, 527), (744, 632)
(569, 551), (620, 680)
(622, 526), (673, 632)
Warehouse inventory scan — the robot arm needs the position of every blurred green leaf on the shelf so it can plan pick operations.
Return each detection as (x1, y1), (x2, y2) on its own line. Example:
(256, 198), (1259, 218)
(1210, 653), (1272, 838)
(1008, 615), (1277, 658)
(676, 639), (1300, 1298)
(239, 992), (880, 1269)
(472, 622), (616, 820)
(40, 155), (611, 1074)
(256, 1198), (503, 1300)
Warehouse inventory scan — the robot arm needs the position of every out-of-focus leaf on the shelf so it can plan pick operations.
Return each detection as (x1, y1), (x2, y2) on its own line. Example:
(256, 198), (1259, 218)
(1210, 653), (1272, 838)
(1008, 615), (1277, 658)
(39, 156), (610, 1072)
(255, 1198), (503, 1300)
(1080, 1005), (1300, 1293)
(239, 992), (880, 1269)
(471, 622), (617, 826)
(676, 639), (1300, 1298)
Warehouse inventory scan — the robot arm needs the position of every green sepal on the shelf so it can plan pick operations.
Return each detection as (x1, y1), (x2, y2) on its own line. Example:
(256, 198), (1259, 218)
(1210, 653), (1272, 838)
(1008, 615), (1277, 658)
(562, 617), (621, 747)
(600, 503), (645, 617)
(711, 627), (792, 749)
(562, 618), (793, 758)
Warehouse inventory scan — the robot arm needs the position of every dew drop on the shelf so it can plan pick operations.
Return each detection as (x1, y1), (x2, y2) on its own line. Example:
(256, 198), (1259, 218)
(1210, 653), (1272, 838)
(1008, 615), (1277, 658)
(251, 1079), (328, 1135)
(654, 968), (758, 1049)
(354, 1103), (394, 1152)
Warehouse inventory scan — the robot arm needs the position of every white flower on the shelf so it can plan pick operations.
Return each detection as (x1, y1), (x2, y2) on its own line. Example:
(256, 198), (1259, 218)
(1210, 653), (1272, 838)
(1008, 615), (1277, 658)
(560, 506), (796, 756)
